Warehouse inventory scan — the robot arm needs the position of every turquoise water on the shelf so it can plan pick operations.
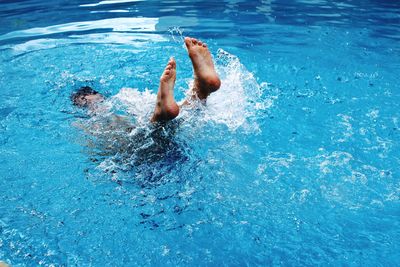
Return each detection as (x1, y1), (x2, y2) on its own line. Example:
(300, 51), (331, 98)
(0, 0), (399, 266)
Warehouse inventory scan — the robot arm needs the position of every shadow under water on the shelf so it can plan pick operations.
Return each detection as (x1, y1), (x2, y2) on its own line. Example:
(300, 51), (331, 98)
(78, 110), (189, 188)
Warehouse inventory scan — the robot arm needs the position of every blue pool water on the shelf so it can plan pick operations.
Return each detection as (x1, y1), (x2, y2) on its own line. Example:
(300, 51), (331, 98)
(1, 0), (399, 266)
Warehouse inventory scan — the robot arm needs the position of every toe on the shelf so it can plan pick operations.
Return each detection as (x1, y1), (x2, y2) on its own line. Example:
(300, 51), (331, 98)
(170, 58), (176, 68)
(202, 43), (207, 47)
(198, 41), (203, 46)
(184, 37), (192, 48)
(192, 38), (198, 45)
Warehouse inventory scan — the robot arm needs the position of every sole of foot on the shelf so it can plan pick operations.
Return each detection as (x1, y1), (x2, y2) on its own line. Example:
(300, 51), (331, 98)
(151, 57), (180, 122)
(184, 37), (221, 100)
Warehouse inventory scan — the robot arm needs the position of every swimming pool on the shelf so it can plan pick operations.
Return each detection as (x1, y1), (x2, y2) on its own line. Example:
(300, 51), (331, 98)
(0, 0), (399, 265)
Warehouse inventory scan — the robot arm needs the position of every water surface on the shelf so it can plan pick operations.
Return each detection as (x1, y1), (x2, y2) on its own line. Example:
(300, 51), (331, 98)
(0, 0), (399, 266)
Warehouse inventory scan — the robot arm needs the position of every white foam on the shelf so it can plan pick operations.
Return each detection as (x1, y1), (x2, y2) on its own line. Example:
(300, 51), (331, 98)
(108, 49), (270, 132)
(112, 87), (156, 125)
(201, 49), (269, 131)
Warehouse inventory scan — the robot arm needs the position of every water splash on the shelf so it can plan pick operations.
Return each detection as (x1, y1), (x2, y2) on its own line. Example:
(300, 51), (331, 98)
(100, 49), (270, 132)
(205, 49), (269, 131)
(168, 27), (185, 46)
(78, 49), (272, 182)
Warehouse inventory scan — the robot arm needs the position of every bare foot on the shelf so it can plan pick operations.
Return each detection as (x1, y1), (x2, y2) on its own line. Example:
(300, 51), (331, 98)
(151, 58), (179, 122)
(184, 37), (221, 100)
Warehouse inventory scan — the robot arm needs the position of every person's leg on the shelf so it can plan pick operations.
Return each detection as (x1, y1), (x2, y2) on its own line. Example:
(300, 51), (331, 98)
(184, 37), (221, 101)
(151, 57), (180, 122)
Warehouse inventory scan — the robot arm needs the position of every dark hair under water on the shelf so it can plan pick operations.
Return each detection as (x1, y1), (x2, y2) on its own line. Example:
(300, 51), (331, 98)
(71, 86), (100, 107)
